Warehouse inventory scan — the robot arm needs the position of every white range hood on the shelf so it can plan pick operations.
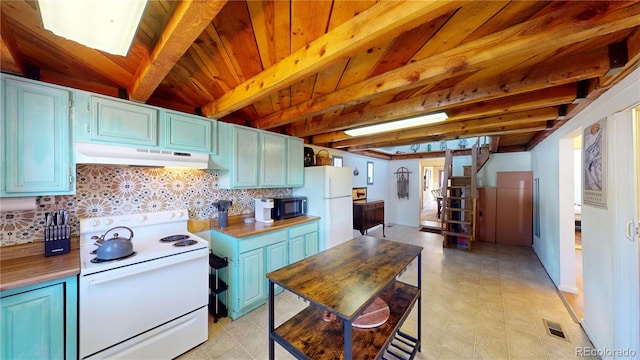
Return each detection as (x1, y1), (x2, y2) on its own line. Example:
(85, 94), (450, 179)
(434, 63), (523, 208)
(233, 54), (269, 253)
(76, 143), (211, 169)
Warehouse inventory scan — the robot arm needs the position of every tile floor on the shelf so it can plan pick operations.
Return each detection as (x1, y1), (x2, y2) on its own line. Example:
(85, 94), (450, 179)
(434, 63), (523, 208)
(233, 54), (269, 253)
(178, 225), (597, 360)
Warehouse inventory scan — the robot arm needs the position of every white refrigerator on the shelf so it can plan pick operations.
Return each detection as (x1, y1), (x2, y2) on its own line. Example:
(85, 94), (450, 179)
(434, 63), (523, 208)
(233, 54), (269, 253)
(293, 166), (353, 249)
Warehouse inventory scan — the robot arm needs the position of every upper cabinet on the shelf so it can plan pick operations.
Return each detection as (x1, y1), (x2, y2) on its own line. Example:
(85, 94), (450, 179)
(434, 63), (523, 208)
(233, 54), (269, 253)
(213, 123), (303, 189)
(75, 94), (216, 154)
(287, 137), (304, 187)
(164, 111), (217, 154)
(90, 96), (159, 146)
(260, 132), (287, 187)
(1, 76), (75, 197)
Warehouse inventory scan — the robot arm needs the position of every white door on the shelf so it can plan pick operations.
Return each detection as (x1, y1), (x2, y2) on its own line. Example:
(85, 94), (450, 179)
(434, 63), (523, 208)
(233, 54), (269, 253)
(612, 108), (640, 355)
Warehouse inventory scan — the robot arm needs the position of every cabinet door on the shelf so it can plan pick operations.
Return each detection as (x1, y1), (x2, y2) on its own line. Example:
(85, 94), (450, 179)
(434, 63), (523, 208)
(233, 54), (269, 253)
(305, 232), (319, 257)
(1, 284), (64, 359)
(233, 126), (259, 187)
(238, 248), (264, 310)
(91, 97), (158, 146)
(287, 137), (304, 187)
(164, 111), (215, 153)
(3, 79), (73, 195)
(266, 241), (287, 294)
(260, 133), (287, 186)
(289, 236), (305, 264)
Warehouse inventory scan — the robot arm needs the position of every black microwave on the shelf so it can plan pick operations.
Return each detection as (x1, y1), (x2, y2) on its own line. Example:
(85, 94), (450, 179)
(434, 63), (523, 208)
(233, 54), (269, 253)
(271, 197), (307, 220)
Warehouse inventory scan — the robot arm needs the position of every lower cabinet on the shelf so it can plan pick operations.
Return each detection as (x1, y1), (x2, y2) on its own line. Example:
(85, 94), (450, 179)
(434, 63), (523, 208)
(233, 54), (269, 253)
(201, 220), (318, 320)
(0, 276), (78, 360)
(288, 222), (319, 264)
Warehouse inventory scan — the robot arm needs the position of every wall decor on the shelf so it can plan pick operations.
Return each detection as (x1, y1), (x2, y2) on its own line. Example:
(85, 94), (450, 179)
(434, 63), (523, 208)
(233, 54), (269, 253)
(367, 162), (374, 185)
(582, 118), (607, 208)
(333, 156), (343, 167)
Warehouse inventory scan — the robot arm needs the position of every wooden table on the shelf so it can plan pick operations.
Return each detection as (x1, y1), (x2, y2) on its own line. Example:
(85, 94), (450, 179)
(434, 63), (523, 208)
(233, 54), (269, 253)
(266, 236), (422, 359)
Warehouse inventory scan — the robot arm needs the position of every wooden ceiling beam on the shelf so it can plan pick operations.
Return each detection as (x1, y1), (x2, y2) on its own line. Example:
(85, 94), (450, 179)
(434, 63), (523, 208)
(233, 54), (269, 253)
(0, 12), (26, 75)
(255, 1), (640, 130)
(288, 80), (580, 138)
(312, 104), (559, 145)
(343, 122), (548, 152)
(128, 1), (226, 102)
(200, 1), (464, 118)
(323, 107), (557, 148)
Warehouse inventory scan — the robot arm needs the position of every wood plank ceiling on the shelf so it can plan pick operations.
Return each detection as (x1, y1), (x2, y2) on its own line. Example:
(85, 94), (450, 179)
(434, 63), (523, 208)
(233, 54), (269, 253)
(2, 1), (640, 159)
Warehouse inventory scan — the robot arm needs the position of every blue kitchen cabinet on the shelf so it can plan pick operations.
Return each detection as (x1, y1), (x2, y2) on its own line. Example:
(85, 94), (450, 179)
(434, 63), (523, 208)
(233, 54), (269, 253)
(77, 95), (218, 154)
(233, 126), (260, 187)
(90, 96), (159, 146)
(200, 222), (320, 320)
(287, 137), (304, 187)
(288, 222), (319, 264)
(1, 76), (75, 197)
(164, 111), (217, 154)
(260, 132), (287, 187)
(238, 247), (265, 312)
(0, 276), (78, 360)
(212, 122), (303, 189)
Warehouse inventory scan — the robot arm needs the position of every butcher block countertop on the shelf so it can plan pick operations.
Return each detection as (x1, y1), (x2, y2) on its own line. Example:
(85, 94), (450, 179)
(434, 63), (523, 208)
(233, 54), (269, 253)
(194, 215), (321, 238)
(0, 239), (80, 292)
(189, 215), (320, 238)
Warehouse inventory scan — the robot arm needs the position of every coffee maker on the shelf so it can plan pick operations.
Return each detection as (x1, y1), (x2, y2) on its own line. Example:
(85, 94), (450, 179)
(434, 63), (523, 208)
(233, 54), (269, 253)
(254, 198), (274, 223)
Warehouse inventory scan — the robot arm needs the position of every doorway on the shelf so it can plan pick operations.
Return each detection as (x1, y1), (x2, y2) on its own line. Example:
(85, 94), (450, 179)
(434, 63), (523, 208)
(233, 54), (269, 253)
(560, 130), (584, 320)
(419, 158), (445, 230)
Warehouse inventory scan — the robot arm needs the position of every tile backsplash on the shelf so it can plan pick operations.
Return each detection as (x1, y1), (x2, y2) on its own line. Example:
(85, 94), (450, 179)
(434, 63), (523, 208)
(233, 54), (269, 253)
(0, 165), (291, 246)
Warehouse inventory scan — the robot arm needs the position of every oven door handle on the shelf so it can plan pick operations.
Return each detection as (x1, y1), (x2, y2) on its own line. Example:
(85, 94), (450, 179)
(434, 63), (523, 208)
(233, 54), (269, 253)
(88, 250), (206, 286)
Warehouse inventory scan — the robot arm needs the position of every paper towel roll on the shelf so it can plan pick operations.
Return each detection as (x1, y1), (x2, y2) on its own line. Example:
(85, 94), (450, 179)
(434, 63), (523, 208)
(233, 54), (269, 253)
(0, 197), (36, 211)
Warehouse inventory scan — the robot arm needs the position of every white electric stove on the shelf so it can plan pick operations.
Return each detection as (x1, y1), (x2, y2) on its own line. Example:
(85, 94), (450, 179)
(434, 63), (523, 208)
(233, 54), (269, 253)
(78, 209), (209, 359)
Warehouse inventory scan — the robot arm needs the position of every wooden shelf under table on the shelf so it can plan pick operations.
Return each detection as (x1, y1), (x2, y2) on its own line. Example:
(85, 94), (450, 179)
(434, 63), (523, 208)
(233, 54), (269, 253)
(272, 280), (420, 359)
(267, 235), (423, 360)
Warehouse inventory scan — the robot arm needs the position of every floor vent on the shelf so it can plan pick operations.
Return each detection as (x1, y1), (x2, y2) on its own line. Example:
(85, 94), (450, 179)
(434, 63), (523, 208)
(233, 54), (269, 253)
(543, 319), (568, 341)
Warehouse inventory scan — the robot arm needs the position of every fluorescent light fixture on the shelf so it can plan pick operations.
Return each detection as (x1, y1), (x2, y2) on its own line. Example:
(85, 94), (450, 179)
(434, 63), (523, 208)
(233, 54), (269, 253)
(344, 112), (448, 137)
(38, 0), (147, 56)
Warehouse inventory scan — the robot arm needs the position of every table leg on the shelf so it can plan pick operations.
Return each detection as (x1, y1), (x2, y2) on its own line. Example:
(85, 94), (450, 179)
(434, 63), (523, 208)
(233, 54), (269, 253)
(268, 281), (275, 360)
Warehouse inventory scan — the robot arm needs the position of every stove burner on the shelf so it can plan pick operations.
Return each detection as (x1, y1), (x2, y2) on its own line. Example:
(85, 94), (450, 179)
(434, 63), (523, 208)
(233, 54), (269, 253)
(90, 252), (137, 263)
(173, 239), (198, 247)
(160, 234), (190, 242)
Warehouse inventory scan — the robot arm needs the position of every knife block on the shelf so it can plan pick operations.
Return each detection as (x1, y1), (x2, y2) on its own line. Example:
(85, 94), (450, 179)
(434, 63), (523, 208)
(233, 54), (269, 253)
(44, 225), (70, 257)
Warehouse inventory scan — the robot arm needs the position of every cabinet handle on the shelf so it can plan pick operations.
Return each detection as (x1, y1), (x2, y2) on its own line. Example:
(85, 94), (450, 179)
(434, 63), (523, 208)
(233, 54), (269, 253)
(626, 220), (637, 241)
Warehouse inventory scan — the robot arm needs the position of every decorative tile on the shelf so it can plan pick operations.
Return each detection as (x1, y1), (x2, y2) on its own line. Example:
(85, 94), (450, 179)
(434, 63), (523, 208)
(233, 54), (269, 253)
(0, 165), (292, 246)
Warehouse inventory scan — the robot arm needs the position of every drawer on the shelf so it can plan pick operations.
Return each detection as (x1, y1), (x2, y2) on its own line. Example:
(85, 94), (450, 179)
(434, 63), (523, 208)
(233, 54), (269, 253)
(288, 222), (318, 238)
(239, 230), (287, 253)
(367, 201), (384, 209)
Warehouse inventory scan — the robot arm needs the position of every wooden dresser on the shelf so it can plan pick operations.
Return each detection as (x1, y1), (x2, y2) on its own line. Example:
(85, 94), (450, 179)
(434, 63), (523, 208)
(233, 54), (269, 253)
(353, 199), (385, 237)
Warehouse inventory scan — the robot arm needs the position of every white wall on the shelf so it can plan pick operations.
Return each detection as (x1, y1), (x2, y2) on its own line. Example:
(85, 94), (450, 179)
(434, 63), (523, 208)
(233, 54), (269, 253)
(386, 160), (421, 227)
(532, 66), (640, 355)
(477, 152), (532, 187)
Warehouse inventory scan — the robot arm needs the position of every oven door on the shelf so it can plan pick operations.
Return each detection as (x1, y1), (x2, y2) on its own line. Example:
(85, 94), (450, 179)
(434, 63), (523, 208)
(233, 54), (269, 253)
(79, 248), (208, 358)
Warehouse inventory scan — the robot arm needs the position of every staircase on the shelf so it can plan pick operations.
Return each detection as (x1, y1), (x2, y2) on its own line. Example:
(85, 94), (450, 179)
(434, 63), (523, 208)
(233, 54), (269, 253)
(440, 140), (489, 251)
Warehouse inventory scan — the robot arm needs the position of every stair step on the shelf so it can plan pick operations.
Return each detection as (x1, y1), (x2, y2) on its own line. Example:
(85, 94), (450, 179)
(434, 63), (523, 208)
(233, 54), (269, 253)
(442, 231), (473, 238)
(448, 185), (470, 189)
(450, 176), (471, 179)
(443, 207), (473, 212)
(445, 219), (472, 225)
(445, 196), (474, 200)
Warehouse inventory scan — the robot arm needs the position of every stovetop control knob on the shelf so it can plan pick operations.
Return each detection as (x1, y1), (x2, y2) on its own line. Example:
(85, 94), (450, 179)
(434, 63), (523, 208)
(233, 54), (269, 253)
(137, 215), (148, 223)
(91, 219), (101, 227)
(170, 212), (177, 219)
